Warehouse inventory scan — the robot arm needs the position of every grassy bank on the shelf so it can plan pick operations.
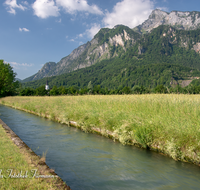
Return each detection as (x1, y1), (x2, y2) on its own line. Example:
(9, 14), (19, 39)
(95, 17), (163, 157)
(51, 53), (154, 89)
(1, 95), (200, 166)
(0, 121), (70, 189)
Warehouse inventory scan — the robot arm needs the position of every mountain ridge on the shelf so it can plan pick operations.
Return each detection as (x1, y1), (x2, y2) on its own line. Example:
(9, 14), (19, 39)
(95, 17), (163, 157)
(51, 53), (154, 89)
(134, 9), (200, 33)
(22, 24), (200, 90)
(22, 9), (200, 83)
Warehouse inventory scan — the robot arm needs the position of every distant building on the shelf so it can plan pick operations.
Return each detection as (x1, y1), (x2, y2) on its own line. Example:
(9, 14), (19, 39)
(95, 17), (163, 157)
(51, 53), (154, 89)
(45, 78), (49, 90)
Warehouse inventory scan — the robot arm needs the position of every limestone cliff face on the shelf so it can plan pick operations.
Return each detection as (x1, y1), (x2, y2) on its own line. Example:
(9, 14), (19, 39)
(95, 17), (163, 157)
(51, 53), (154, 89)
(193, 43), (200, 53)
(135, 9), (200, 33)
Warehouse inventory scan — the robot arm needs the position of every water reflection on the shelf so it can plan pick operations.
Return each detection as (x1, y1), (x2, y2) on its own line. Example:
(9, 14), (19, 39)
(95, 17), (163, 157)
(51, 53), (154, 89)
(0, 105), (200, 190)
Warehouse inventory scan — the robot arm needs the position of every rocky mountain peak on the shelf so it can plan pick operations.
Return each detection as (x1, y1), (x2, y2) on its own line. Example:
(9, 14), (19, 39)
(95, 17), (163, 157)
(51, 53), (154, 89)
(149, 9), (168, 20)
(32, 62), (56, 80)
(135, 9), (200, 33)
(39, 62), (56, 72)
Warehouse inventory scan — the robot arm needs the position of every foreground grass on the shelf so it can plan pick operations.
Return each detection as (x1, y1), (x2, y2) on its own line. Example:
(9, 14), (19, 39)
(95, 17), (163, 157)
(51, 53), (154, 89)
(1, 95), (200, 165)
(0, 123), (68, 189)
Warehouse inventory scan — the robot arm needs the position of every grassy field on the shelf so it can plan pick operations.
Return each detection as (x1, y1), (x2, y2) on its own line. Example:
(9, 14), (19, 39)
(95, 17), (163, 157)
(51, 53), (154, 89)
(1, 95), (200, 165)
(0, 123), (69, 189)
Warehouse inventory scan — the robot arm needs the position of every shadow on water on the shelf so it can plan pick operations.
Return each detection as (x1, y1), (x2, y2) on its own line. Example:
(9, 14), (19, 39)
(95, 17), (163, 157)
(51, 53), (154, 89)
(0, 105), (200, 190)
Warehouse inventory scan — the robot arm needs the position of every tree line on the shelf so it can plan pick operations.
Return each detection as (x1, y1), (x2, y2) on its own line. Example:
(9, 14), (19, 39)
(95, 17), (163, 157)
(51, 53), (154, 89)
(18, 82), (200, 96)
(2, 58), (200, 98)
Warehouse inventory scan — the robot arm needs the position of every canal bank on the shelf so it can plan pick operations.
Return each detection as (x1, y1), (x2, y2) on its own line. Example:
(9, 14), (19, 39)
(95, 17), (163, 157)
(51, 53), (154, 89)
(0, 119), (71, 190)
(1, 97), (200, 166)
(1, 103), (200, 189)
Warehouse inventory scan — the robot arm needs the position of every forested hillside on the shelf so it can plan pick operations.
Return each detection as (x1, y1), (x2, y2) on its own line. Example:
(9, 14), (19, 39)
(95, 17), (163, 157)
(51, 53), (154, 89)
(22, 25), (200, 90)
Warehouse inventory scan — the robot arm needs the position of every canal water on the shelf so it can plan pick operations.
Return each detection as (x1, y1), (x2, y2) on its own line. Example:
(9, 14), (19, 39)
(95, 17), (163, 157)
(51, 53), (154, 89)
(0, 104), (200, 190)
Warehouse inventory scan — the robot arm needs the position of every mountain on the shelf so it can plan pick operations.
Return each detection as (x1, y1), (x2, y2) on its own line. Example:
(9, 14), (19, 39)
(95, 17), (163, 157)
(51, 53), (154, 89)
(22, 25), (140, 82)
(22, 62), (56, 83)
(15, 78), (22, 82)
(22, 9), (200, 86)
(22, 25), (200, 89)
(134, 9), (200, 33)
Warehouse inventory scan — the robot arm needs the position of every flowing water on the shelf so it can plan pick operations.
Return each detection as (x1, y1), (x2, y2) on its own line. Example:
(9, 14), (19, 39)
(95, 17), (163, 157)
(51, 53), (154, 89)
(0, 104), (200, 190)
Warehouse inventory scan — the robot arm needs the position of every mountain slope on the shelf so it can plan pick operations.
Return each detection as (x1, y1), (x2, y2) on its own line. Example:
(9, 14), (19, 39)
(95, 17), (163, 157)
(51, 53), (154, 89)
(22, 62), (56, 83)
(131, 25), (200, 69)
(22, 25), (200, 89)
(22, 25), (140, 82)
(22, 9), (200, 83)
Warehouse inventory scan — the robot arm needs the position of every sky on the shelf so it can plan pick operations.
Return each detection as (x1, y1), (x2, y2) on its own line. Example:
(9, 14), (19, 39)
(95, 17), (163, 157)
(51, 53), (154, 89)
(1, 0), (200, 80)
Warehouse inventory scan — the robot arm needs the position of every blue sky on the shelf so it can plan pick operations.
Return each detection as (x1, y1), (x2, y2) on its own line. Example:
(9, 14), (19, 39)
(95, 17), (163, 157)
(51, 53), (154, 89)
(1, 0), (200, 80)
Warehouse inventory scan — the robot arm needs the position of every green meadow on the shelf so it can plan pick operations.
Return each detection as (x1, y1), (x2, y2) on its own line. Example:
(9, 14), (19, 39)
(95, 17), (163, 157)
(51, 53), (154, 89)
(1, 95), (200, 165)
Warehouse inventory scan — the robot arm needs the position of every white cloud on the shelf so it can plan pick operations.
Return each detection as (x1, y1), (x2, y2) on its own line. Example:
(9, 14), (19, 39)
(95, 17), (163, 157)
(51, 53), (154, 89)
(57, 18), (62, 23)
(103, 0), (154, 28)
(32, 0), (60, 19)
(22, 1), (28, 5)
(4, 0), (27, 14)
(75, 23), (101, 40)
(70, 0), (157, 40)
(86, 23), (101, 38)
(156, 6), (168, 12)
(31, 0), (103, 19)
(19, 27), (30, 32)
(8, 61), (34, 69)
(56, 0), (103, 15)
(78, 33), (83, 38)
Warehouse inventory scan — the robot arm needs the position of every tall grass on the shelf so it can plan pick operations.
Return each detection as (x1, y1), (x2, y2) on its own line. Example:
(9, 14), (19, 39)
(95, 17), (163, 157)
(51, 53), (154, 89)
(1, 94), (200, 165)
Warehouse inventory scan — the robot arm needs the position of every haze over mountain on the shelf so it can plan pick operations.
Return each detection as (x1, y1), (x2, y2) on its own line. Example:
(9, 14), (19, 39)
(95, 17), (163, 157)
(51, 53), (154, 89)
(22, 9), (200, 88)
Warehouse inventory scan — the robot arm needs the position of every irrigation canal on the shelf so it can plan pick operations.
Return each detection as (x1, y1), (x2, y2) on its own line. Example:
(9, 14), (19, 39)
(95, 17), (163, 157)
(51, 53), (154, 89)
(0, 104), (200, 190)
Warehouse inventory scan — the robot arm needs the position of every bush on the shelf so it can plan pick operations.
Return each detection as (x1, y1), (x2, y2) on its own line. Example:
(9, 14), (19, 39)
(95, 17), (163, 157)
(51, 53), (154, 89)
(154, 85), (167, 93)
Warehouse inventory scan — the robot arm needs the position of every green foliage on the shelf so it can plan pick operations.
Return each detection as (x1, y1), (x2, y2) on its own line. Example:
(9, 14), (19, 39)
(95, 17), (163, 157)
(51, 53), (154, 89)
(35, 85), (48, 96)
(154, 85), (168, 93)
(134, 126), (153, 148)
(22, 61), (200, 90)
(122, 86), (131, 94)
(17, 82), (200, 96)
(50, 86), (59, 96)
(58, 86), (68, 95)
(20, 87), (35, 96)
(132, 85), (148, 94)
(0, 60), (18, 97)
(87, 81), (93, 90)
